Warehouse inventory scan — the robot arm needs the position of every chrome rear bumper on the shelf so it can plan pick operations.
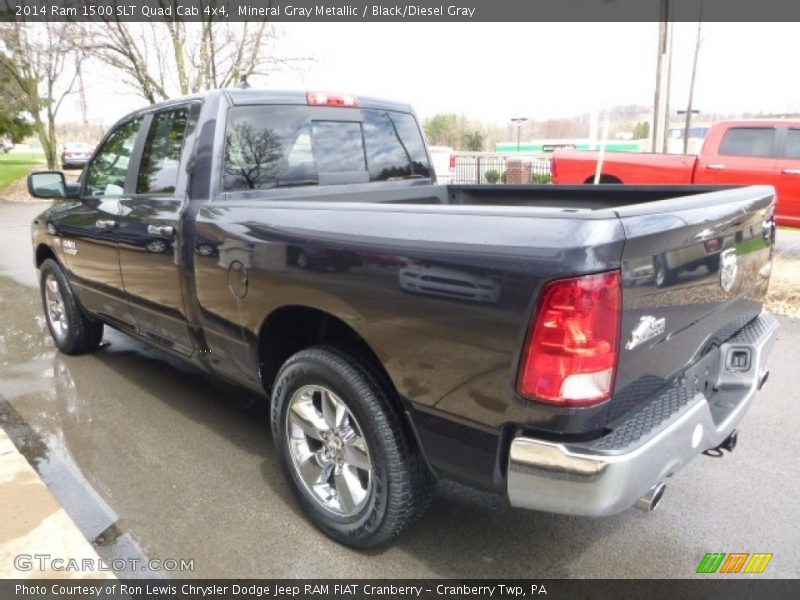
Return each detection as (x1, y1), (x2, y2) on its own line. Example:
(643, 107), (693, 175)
(507, 311), (778, 516)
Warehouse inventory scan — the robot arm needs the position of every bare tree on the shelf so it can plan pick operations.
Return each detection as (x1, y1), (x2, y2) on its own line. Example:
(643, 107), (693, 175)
(80, 9), (308, 104)
(0, 22), (79, 169)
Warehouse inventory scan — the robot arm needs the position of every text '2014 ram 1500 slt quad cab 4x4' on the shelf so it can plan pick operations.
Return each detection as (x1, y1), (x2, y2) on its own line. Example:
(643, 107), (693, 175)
(28, 89), (778, 548)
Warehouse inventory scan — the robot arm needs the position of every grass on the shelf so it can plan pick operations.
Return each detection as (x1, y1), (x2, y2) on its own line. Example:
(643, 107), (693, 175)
(0, 153), (46, 193)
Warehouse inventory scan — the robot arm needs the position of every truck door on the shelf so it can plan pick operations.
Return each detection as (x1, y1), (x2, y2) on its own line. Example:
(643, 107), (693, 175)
(772, 126), (800, 227)
(117, 104), (198, 355)
(694, 125), (777, 187)
(55, 117), (144, 329)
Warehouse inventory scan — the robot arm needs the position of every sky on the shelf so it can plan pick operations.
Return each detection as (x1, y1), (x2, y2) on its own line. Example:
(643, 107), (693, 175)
(58, 22), (800, 127)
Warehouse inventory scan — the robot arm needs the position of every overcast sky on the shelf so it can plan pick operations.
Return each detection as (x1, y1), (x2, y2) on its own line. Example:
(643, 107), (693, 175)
(60, 22), (800, 126)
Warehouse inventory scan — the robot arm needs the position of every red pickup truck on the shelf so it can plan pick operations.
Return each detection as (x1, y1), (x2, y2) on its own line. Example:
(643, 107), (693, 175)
(552, 120), (800, 227)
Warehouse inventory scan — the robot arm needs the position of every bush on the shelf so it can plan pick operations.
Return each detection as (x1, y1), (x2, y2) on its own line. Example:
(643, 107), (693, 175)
(531, 173), (552, 184)
(485, 169), (501, 184)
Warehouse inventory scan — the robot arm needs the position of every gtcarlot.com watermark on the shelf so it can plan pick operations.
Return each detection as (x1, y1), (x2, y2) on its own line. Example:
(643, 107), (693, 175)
(14, 553), (194, 573)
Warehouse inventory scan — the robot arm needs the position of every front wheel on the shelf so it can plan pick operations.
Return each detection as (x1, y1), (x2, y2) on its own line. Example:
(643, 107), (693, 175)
(271, 346), (434, 548)
(40, 258), (103, 354)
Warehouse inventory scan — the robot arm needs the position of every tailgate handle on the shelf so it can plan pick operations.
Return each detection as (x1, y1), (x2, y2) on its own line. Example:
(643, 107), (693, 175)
(782, 168), (800, 175)
(706, 164), (725, 170)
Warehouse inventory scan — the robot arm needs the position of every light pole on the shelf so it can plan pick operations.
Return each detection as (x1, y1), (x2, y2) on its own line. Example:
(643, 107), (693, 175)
(510, 117), (528, 153)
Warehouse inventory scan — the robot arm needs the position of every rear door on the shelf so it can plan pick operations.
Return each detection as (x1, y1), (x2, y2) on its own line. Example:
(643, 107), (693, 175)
(694, 126), (777, 186)
(117, 103), (198, 355)
(772, 126), (800, 227)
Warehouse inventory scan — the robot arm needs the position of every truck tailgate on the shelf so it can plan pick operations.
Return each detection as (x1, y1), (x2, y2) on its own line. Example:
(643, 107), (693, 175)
(611, 186), (775, 418)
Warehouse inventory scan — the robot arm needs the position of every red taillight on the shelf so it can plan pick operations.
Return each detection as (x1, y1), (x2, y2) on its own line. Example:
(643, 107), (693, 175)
(517, 270), (621, 407)
(550, 157), (558, 182)
(449, 153), (456, 170)
(307, 91), (359, 107)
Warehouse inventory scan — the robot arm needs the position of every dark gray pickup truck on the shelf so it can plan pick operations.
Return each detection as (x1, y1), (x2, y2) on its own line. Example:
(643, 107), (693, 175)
(28, 89), (778, 548)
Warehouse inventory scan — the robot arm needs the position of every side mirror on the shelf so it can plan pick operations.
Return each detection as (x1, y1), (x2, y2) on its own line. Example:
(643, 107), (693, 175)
(27, 171), (78, 199)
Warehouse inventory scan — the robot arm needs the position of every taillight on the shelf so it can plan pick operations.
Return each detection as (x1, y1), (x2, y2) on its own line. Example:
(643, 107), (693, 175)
(449, 153), (456, 170)
(517, 270), (621, 407)
(550, 156), (558, 182)
(307, 91), (359, 107)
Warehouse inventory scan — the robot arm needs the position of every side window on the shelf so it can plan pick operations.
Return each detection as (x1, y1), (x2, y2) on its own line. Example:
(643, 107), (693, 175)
(718, 127), (775, 158)
(85, 118), (143, 196)
(137, 108), (189, 194)
(785, 129), (800, 159)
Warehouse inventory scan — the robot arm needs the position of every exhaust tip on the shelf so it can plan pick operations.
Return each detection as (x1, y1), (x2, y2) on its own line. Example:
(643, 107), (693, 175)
(635, 483), (666, 513)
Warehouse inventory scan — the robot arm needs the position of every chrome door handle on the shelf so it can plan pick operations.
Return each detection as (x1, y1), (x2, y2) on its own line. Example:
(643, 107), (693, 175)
(147, 224), (175, 238)
(782, 168), (800, 175)
(95, 219), (116, 230)
(706, 164), (725, 170)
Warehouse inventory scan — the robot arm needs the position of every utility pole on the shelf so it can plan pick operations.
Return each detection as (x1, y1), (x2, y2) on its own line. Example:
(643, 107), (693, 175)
(651, 0), (672, 153)
(683, 3), (704, 154)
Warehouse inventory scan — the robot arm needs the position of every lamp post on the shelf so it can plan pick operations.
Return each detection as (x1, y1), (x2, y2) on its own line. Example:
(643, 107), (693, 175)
(510, 117), (528, 153)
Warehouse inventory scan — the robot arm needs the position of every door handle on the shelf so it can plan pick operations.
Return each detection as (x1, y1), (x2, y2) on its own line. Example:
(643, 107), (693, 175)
(147, 224), (175, 238)
(782, 168), (800, 175)
(706, 164), (725, 170)
(95, 219), (116, 230)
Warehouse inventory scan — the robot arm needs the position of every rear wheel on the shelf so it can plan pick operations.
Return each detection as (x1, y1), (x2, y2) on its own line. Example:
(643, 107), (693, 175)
(40, 258), (103, 354)
(271, 346), (434, 548)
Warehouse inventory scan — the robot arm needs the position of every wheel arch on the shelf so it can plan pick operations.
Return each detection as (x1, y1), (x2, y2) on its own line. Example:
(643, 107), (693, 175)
(256, 304), (403, 410)
(583, 174), (623, 184)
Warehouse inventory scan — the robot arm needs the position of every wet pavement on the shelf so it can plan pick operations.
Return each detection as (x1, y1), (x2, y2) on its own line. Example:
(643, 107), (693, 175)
(1, 201), (799, 578)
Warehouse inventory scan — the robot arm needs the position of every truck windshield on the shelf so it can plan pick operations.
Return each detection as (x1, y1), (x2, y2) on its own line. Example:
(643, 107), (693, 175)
(223, 105), (431, 192)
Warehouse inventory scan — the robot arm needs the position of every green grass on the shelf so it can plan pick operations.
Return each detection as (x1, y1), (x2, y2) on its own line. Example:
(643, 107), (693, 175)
(0, 152), (46, 193)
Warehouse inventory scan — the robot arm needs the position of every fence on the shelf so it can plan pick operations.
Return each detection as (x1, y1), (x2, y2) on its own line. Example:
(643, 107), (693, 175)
(452, 152), (553, 184)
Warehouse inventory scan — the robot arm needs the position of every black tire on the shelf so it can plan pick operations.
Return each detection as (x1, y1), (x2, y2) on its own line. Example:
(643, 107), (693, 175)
(40, 258), (104, 355)
(654, 258), (676, 288)
(271, 346), (434, 548)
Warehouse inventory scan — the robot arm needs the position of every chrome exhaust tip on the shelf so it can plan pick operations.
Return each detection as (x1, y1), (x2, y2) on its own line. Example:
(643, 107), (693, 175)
(635, 483), (666, 513)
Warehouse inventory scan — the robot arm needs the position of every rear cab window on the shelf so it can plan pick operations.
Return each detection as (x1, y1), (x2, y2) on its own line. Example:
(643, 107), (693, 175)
(718, 127), (776, 158)
(222, 105), (431, 193)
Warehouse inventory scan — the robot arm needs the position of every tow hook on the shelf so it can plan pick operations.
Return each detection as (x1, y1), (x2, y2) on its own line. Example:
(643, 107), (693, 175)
(703, 430), (738, 458)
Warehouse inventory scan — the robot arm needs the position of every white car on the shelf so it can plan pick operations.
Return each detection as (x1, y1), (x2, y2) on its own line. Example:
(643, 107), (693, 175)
(428, 145), (455, 184)
(399, 263), (500, 303)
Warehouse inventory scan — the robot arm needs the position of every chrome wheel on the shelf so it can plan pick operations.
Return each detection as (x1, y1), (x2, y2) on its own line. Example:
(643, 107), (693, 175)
(286, 384), (372, 517)
(44, 273), (68, 342)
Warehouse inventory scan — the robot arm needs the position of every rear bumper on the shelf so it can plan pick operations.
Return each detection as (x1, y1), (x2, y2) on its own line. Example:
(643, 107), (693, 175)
(507, 311), (778, 516)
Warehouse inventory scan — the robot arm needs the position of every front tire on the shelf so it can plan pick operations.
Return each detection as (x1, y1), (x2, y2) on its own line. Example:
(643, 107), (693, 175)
(271, 346), (434, 548)
(40, 258), (103, 355)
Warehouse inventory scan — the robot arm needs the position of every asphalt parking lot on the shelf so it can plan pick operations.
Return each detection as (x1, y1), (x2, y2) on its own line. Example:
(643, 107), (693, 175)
(0, 201), (798, 578)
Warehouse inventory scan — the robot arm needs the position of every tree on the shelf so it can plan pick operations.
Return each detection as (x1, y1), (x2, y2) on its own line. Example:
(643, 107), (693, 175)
(0, 68), (33, 142)
(80, 14), (308, 104)
(0, 22), (79, 168)
(423, 113), (460, 148)
(632, 121), (651, 140)
(462, 130), (484, 152)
